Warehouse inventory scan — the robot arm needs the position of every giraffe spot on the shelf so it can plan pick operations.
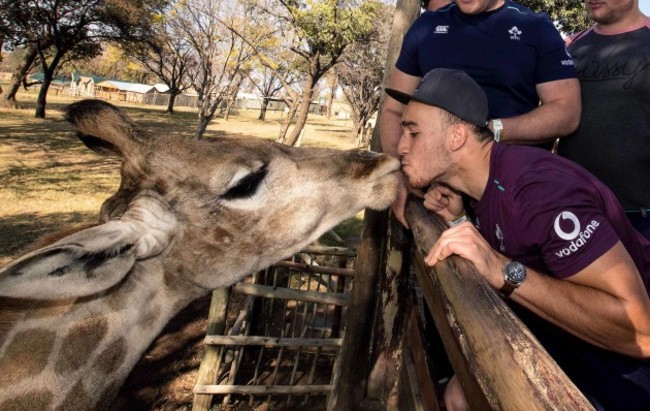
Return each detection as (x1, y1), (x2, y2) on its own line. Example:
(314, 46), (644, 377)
(56, 381), (92, 411)
(0, 390), (53, 410)
(95, 381), (122, 410)
(93, 337), (126, 375)
(0, 328), (56, 385)
(54, 317), (108, 374)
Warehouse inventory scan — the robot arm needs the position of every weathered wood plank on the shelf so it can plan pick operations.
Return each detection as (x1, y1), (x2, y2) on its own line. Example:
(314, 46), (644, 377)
(192, 287), (231, 411)
(367, 217), (412, 406)
(405, 299), (441, 411)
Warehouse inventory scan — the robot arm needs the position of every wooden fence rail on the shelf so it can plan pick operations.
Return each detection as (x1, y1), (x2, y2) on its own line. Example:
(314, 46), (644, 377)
(405, 199), (594, 410)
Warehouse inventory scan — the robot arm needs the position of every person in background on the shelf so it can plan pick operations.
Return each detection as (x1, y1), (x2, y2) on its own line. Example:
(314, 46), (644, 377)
(380, 0), (581, 228)
(389, 67), (650, 411)
(558, 0), (650, 241)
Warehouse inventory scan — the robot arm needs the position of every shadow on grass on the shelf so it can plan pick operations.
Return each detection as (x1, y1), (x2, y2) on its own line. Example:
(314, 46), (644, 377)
(0, 211), (98, 264)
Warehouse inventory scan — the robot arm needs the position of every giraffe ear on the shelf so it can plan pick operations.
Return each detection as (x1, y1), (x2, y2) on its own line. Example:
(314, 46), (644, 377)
(0, 221), (142, 300)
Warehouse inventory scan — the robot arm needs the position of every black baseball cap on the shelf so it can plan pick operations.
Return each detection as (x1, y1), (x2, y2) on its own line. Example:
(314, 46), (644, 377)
(385, 68), (489, 127)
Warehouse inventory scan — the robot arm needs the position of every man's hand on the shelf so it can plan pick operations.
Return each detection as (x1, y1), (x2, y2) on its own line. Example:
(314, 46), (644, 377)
(424, 222), (507, 289)
(423, 184), (464, 222)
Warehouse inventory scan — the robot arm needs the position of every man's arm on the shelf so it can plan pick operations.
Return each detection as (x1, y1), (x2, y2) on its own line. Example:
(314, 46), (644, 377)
(379, 68), (421, 227)
(426, 224), (650, 358)
(495, 78), (582, 144)
(515, 241), (650, 358)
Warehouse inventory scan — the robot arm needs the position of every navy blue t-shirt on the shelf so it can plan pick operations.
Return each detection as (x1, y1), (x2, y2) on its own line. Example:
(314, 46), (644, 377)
(396, 0), (577, 119)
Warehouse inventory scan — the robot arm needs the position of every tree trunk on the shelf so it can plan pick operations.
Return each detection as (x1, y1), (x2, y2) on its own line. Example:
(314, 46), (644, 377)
(165, 90), (179, 115)
(0, 47), (38, 109)
(224, 97), (236, 121)
(372, 0), (421, 152)
(35, 49), (64, 119)
(277, 100), (299, 143)
(195, 95), (222, 140)
(326, 88), (334, 119)
(258, 97), (270, 121)
(283, 77), (315, 147)
(35, 76), (52, 118)
(194, 115), (211, 140)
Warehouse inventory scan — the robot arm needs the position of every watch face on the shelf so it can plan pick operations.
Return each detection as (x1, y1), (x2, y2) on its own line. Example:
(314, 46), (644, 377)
(505, 261), (526, 285)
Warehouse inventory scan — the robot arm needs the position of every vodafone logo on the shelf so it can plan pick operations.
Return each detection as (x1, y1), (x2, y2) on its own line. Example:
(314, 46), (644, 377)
(554, 211), (580, 240)
(553, 211), (601, 258)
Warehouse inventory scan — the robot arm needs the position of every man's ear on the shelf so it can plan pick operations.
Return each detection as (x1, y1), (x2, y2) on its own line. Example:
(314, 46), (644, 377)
(448, 123), (468, 152)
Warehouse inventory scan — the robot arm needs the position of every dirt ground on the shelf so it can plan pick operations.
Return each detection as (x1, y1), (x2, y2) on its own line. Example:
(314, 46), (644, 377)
(113, 295), (212, 410)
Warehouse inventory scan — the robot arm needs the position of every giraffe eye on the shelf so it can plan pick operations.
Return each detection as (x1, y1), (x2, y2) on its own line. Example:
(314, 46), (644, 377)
(222, 167), (268, 200)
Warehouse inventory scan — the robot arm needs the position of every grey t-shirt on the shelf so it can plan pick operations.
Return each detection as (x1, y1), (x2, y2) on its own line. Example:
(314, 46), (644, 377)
(558, 24), (650, 211)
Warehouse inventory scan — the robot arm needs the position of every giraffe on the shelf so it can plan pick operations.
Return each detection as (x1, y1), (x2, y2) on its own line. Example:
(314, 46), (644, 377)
(0, 99), (400, 410)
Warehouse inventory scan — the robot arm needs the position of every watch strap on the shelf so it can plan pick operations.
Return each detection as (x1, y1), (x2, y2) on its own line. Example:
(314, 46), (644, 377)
(499, 281), (516, 298)
(491, 119), (504, 143)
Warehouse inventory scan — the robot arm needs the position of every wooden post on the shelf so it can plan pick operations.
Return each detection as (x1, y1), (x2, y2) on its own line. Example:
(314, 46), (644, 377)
(192, 287), (231, 411)
(326, 208), (389, 411)
(328, 1), (421, 409)
(369, 0), (421, 153)
(366, 217), (412, 407)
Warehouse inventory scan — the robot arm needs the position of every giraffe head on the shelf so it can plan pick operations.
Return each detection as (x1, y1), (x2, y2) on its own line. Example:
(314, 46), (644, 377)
(0, 98), (400, 300)
(0, 99), (399, 410)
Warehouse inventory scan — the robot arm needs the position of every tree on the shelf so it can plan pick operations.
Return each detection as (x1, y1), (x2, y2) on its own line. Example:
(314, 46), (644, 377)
(247, 68), (284, 121)
(124, 10), (196, 114)
(173, 0), (264, 139)
(0, 0), (165, 118)
(269, 0), (380, 146)
(337, 2), (393, 142)
(519, 0), (590, 34)
(0, 45), (41, 108)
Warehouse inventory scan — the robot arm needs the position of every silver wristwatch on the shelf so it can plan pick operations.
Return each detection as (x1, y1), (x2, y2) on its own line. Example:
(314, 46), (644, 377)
(500, 260), (526, 298)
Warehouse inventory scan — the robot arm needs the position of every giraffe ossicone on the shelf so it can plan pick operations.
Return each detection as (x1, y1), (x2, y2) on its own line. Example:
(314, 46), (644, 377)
(0, 99), (400, 410)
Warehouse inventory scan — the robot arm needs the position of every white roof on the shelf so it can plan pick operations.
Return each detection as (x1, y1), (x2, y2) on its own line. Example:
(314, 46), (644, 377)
(96, 80), (157, 93)
(128, 84), (155, 93)
(153, 84), (170, 93)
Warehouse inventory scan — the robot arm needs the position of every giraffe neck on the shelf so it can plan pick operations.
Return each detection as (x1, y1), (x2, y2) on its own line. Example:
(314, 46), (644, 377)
(0, 262), (205, 410)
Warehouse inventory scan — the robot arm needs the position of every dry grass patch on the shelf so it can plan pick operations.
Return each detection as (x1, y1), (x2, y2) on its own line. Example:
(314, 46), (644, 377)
(0, 91), (359, 266)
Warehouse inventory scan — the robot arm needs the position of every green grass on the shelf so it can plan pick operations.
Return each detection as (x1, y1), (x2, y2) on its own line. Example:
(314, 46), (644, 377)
(0, 88), (363, 266)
